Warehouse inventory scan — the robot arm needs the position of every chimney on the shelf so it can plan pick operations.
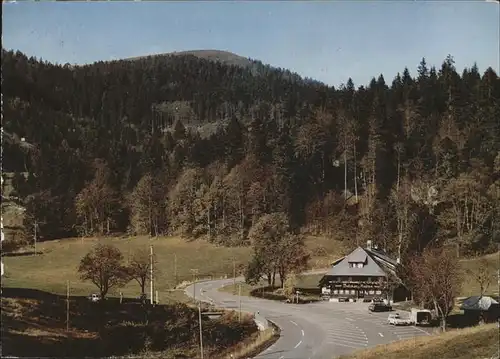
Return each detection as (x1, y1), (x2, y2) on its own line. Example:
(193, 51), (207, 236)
(366, 240), (372, 250)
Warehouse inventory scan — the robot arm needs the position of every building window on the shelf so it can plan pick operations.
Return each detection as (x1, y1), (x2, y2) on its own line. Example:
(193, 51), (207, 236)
(333, 290), (338, 295)
(350, 290), (355, 295)
(376, 290), (382, 295)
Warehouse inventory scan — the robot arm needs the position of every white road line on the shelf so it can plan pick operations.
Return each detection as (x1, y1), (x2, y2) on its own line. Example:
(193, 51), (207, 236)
(345, 317), (354, 321)
(379, 332), (384, 337)
(290, 320), (298, 326)
(327, 335), (368, 344)
(332, 342), (367, 349)
(294, 340), (302, 349)
(301, 329), (305, 336)
(326, 329), (366, 337)
(279, 356), (284, 359)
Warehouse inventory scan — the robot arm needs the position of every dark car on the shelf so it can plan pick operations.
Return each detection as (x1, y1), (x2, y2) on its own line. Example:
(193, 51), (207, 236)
(369, 302), (392, 312)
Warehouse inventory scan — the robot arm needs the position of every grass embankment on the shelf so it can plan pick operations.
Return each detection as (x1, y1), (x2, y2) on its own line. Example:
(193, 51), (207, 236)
(219, 274), (325, 303)
(1, 288), (259, 358)
(338, 323), (499, 359)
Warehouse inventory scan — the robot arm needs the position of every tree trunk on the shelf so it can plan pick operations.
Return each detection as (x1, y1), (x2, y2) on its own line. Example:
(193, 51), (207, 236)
(353, 142), (358, 203)
(222, 195), (226, 228)
(396, 151), (401, 191)
(239, 194), (244, 233)
(207, 206), (211, 237)
(344, 146), (348, 200)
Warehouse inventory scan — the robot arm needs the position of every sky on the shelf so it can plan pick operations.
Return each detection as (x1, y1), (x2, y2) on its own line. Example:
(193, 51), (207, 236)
(2, 1), (499, 87)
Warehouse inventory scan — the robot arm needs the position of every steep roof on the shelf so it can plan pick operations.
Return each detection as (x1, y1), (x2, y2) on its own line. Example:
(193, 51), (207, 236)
(460, 296), (499, 311)
(366, 248), (398, 267)
(323, 247), (387, 277)
(346, 249), (367, 263)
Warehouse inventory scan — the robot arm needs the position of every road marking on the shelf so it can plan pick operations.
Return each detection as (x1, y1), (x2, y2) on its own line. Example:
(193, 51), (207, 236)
(279, 356), (284, 359)
(379, 332), (384, 337)
(294, 340), (302, 349)
(345, 317), (354, 321)
(327, 334), (368, 343)
(333, 342), (367, 349)
(301, 329), (305, 336)
(290, 320), (298, 326)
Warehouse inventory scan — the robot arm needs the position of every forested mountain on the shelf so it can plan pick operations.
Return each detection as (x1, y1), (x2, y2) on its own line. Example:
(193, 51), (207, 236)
(2, 48), (499, 259)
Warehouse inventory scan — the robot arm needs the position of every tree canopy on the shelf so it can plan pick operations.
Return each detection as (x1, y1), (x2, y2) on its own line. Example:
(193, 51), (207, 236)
(3, 48), (499, 258)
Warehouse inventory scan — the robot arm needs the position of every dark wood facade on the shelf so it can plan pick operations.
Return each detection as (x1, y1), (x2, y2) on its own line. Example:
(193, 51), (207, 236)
(321, 276), (388, 300)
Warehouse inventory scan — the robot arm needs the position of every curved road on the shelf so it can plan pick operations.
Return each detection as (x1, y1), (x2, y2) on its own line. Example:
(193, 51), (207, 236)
(185, 276), (432, 359)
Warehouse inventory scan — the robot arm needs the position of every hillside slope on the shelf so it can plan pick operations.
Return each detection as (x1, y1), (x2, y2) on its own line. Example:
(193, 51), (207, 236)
(339, 323), (499, 359)
(128, 49), (254, 68)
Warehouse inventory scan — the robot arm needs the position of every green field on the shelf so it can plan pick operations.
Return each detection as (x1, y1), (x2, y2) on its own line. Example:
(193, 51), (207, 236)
(2, 235), (345, 301)
(339, 323), (499, 359)
(459, 252), (499, 297)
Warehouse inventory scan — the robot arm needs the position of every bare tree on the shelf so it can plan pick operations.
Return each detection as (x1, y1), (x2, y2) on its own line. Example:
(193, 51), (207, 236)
(407, 247), (462, 331)
(466, 258), (494, 297)
(389, 177), (415, 260)
(78, 244), (129, 299)
(246, 212), (309, 288)
(129, 172), (167, 236)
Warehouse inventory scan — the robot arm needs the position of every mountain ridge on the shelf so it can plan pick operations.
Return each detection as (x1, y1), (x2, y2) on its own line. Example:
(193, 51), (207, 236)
(126, 49), (255, 68)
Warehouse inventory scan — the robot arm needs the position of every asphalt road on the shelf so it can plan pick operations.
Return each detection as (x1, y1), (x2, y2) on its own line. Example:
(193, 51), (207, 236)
(185, 276), (433, 359)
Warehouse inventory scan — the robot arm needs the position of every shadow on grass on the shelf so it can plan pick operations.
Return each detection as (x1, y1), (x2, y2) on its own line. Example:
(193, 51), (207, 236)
(2, 250), (43, 257)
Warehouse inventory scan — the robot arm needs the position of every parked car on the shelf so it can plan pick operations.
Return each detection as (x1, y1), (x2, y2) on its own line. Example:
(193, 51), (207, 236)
(88, 293), (102, 302)
(369, 302), (392, 312)
(388, 313), (411, 325)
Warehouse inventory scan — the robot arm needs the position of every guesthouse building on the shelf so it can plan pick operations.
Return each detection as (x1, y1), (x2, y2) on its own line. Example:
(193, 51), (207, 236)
(319, 241), (409, 302)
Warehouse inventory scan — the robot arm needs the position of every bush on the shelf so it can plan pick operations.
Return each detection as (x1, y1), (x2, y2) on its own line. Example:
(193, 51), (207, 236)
(102, 322), (147, 355)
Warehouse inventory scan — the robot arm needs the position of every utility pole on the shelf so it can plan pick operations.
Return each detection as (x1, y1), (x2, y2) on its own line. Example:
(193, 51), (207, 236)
(174, 253), (178, 285)
(150, 244), (154, 305)
(190, 269), (198, 301)
(198, 301), (204, 359)
(33, 220), (37, 256)
(66, 280), (70, 332)
(233, 258), (236, 294)
(238, 283), (242, 323)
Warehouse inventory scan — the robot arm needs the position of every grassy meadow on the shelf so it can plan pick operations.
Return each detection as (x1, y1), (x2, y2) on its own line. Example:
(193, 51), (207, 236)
(2, 234), (346, 301)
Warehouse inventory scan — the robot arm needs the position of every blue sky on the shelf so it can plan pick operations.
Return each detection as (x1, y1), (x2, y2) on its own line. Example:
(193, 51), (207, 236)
(2, 1), (499, 87)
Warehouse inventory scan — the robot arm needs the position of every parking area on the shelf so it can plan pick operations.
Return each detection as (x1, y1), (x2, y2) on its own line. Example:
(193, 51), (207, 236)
(302, 302), (434, 355)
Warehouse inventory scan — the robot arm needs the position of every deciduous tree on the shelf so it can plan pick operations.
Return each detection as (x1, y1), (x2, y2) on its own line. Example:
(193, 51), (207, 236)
(407, 247), (462, 331)
(78, 244), (129, 299)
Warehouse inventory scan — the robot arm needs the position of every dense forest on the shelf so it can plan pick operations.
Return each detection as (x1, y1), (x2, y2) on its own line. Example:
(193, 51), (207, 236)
(2, 48), (499, 260)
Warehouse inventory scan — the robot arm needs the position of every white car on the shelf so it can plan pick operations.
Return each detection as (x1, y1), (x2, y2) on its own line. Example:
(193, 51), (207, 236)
(388, 313), (412, 326)
(88, 293), (102, 302)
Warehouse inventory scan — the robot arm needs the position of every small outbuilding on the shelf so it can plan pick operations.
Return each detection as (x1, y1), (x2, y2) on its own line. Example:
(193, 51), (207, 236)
(460, 295), (500, 324)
